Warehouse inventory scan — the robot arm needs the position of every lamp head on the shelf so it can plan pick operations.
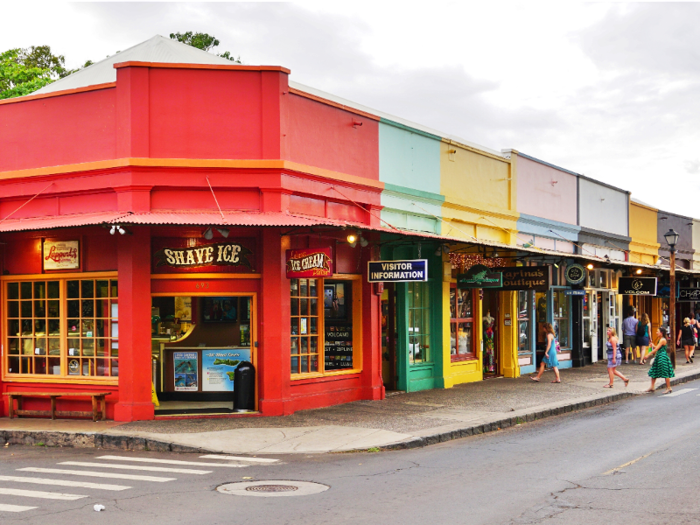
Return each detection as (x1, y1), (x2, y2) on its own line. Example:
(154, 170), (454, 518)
(203, 227), (213, 240)
(664, 228), (679, 249)
(346, 233), (358, 244)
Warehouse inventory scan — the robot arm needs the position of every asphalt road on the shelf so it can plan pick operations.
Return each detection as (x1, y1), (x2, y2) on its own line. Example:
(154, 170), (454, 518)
(2, 379), (700, 525)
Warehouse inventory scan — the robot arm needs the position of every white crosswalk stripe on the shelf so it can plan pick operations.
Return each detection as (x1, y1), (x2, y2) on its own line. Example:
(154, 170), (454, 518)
(96, 455), (249, 468)
(0, 475), (129, 491)
(59, 461), (211, 475)
(0, 503), (37, 513)
(18, 467), (176, 483)
(0, 487), (87, 500)
(663, 388), (698, 397)
(199, 454), (279, 463)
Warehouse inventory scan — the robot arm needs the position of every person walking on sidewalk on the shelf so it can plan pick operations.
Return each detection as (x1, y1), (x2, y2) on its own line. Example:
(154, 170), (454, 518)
(689, 317), (699, 361)
(677, 318), (695, 364)
(531, 323), (561, 383)
(637, 313), (652, 364)
(604, 327), (630, 388)
(646, 326), (675, 394)
(622, 308), (638, 364)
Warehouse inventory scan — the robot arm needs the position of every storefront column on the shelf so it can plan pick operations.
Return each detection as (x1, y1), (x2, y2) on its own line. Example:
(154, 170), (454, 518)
(360, 246), (384, 400)
(114, 226), (155, 422)
(258, 228), (291, 415)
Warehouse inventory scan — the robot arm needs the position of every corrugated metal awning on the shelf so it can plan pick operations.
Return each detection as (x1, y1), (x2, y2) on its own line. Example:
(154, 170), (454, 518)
(0, 212), (129, 232)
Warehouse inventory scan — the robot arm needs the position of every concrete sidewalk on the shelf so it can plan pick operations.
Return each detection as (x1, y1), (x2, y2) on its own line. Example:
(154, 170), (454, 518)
(3, 357), (700, 454)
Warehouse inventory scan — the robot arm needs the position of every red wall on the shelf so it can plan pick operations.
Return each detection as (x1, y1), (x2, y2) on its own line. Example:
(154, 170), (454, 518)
(286, 93), (379, 181)
(148, 68), (285, 160)
(0, 89), (116, 172)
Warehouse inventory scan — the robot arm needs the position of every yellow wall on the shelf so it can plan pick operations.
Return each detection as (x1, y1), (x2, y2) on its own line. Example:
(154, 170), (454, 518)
(629, 201), (659, 266)
(499, 291), (519, 378)
(440, 141), (518, 245)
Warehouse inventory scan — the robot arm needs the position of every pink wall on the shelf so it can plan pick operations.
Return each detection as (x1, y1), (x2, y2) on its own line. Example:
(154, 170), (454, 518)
(286, 93), (379, 181)
(517, 156), (577, 225)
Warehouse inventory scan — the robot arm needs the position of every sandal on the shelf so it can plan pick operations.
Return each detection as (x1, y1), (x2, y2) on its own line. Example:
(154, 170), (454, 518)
(663, 389), (673, 395)
(603, 384), (614, 388)
(644, 389), (654, 393)
(624, 379), (630, 387)
(551, 380), (561, 383)
(530, 377), (540, 382)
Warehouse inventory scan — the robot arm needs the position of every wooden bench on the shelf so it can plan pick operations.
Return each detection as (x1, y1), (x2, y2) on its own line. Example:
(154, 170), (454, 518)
(3, 392), (112, 422)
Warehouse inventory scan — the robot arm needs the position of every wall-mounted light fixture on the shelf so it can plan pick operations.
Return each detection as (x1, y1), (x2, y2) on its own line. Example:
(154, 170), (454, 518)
(109, 225), (130, 235)
(551, 180), (559, 186)
(203, 227), (214, 240)
(586, 263), (594, 270)
(636, 268), (643, 275)
(352, 119), (363, 128)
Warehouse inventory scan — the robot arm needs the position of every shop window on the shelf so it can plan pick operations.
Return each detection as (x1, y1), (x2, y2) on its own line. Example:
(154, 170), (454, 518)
(5, 277), (118, 379)
(450, 285), (474, 361)
(517, 290), (531, 357)
(290, 277), (358, 377)
(408, 281), (431, 364)
(553, 289), (570, 349)
(290, 278), (320, 374)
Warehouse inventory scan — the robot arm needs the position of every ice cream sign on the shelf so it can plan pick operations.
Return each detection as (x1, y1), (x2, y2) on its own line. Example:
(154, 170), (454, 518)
(286, 247), (333, 278)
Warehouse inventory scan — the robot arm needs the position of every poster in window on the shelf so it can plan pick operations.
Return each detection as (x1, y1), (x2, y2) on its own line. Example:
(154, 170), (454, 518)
(202, 297), (238, 323)
(174, 296), (192, 322)
(202, 349), (251, 391)
(43, 240), (80, 271)
(174, 352), (198, 391)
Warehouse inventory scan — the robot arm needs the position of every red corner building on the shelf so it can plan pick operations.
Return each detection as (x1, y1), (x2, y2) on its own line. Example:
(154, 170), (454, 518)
(0, 36), (388, 421)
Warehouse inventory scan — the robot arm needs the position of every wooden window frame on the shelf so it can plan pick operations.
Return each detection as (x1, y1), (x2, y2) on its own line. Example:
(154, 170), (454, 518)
(2, 272), (119, 385)
(450, 284), (476, 362)
(290, 274), (362, 380)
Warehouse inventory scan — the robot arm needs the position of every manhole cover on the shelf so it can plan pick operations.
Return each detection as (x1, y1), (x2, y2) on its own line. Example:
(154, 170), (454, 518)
(246, 484), (298, 493)
(217, 480), (329, 497)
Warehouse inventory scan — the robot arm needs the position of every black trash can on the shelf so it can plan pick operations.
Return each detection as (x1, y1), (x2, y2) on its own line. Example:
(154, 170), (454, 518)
(233, 361), (255, 412)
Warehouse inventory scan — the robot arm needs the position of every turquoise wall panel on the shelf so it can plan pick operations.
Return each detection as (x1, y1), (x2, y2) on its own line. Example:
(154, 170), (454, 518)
(379, 120), (441, 194)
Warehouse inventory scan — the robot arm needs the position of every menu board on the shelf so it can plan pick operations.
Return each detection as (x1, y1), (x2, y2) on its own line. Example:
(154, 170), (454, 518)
(325, 326), (353, 370)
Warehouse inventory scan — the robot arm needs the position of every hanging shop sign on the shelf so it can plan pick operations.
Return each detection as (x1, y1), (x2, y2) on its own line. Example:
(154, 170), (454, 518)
(564, 264), (587, 285)
(565, 289), (587, 296)
(202, 348), (251, 392)
(286, 247), (333, 278)
(152, 238), (255, 274)
(500, 266), (550, 291)
(457, 264), (503, 289)
(43, 239), (80, 271)
(678, 288), (700, 302)
(367, 260), (428, 283)
(618, 277), (657, 296)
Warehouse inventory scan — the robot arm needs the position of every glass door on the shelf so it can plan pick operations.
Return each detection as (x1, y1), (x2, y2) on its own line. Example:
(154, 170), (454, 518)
(482, 290), (499, 377)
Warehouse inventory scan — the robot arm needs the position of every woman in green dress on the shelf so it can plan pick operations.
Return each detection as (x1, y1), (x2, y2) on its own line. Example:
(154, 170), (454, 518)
(645, 326), (675, 394)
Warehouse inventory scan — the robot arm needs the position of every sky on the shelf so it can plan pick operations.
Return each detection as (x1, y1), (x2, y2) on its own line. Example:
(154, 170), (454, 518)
(2, 1), (698, 219)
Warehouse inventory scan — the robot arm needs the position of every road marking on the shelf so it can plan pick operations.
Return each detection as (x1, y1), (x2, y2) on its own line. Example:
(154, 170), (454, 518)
(663, 388), (697, 397)
(59, 461), (211, 475)
(0, 487), (87, 500)
(603, 451), (655, 475)
(18, 468), (175, 483)
(199, 455), (279, 463)
(0, 475), (130, 491)
(96, 455), (248, 468)
(0, 503), (36, 512)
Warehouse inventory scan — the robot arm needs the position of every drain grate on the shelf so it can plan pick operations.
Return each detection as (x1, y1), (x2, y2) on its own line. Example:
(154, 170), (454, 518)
(246, 484), (299, 493)
(218, 480), (329, 497)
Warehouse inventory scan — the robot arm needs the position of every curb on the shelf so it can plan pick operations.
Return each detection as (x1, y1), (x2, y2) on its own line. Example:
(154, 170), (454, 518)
(3, 371), (700, 454)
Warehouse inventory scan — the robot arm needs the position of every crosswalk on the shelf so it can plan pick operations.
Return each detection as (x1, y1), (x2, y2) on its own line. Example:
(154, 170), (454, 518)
(1, 452), (280, 515)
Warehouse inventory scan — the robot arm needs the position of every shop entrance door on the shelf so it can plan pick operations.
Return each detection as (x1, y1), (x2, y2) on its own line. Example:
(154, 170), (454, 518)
(381, 284), (397, 391)
(584, 290), (599, 364)
(152, 293), (256, 414)
(482, 290), (499, 377)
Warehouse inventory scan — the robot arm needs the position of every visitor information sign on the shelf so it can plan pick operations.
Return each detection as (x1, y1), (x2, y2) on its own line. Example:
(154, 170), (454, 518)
(367, 260), (428, 282)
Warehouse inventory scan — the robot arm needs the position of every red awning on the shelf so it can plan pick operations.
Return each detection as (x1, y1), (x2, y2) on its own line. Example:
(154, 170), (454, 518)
(0, 212), (130, 233)
(111, 211), (364, 228)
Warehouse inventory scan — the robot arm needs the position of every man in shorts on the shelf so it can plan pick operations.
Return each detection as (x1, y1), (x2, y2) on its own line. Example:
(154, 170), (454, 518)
(622, 307), (638, 364)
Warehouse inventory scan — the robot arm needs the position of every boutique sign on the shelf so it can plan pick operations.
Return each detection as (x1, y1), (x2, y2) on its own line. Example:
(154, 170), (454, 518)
(286, 247), (333, 278)
(618, 277), (657, 296)
(500, 266), (550, 291)
(678, 287), (700, 302)
(153, 238), (255, 273)
(457, 264), (503, 289)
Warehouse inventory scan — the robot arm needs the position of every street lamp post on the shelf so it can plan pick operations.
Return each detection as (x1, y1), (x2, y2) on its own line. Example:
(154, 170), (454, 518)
(664, 228), (679, 368)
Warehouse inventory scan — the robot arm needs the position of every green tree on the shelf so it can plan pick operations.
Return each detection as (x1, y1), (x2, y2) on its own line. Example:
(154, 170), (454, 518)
(0, 46), (71, 100)
(169, 32), (241, 63)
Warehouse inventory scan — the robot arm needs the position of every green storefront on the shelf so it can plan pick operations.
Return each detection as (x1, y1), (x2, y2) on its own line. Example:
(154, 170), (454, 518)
(379, 242), (444, 392)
